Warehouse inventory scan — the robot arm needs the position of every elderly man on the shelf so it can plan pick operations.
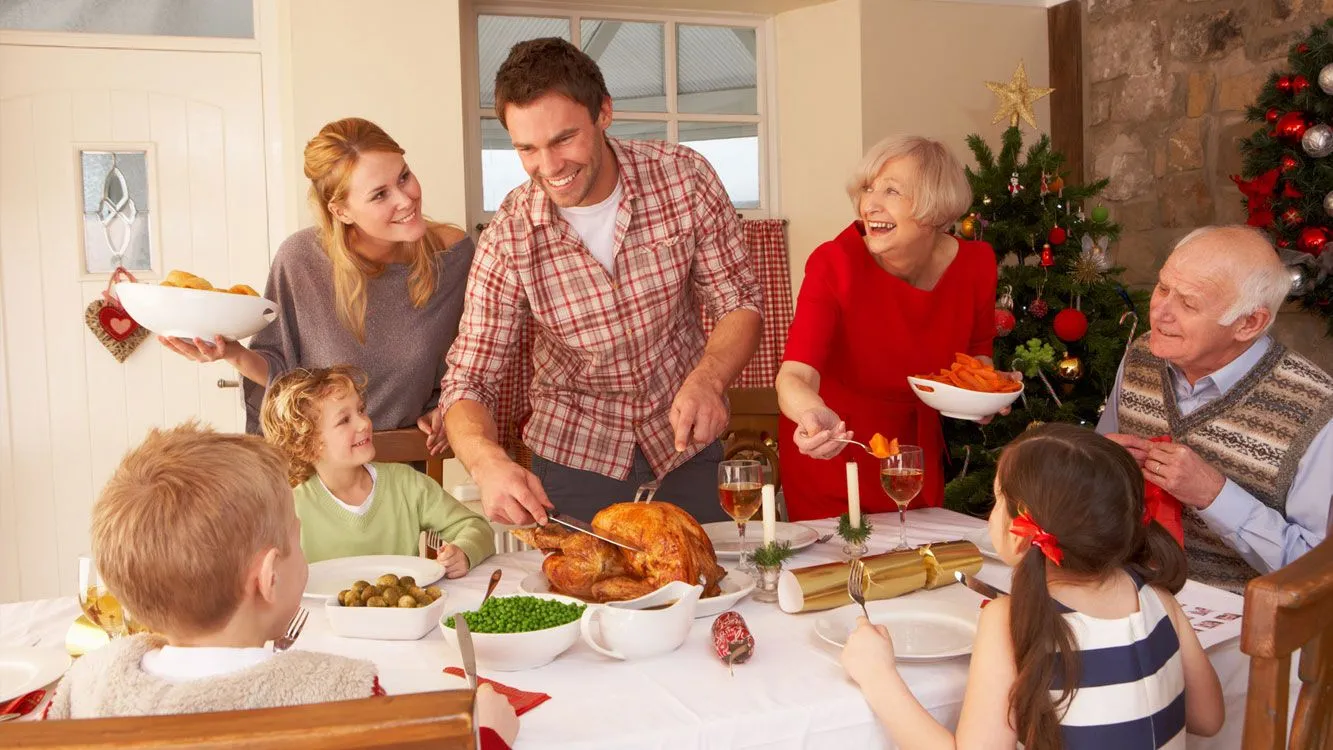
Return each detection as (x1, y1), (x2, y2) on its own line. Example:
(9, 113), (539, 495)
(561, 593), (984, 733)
(1098, 225), (1333, 593)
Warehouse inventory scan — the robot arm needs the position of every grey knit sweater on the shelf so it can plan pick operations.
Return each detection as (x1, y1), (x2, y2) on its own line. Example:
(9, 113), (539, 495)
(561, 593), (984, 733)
(243, 228), (474, 433)
(44, 634), (378, 718)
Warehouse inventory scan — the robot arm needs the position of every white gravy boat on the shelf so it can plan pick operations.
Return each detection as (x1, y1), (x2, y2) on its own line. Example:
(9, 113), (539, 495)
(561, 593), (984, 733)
(579, 580), (702, 660)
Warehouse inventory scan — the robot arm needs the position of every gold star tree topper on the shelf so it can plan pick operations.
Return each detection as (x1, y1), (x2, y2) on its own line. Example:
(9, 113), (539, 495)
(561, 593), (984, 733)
(985, 60), (1054, 130)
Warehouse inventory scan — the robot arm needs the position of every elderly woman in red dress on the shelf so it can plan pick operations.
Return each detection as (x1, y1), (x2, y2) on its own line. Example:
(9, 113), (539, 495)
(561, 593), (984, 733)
(776, 135), (1001, 522)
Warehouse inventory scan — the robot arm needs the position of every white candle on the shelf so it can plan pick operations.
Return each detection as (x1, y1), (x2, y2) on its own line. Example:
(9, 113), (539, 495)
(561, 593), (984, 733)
(761, 484), (777, 546)
(847, 461), (861, 529)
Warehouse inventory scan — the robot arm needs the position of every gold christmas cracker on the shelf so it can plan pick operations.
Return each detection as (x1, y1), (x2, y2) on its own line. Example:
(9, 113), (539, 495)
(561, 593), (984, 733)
(777, 541), (982, 613)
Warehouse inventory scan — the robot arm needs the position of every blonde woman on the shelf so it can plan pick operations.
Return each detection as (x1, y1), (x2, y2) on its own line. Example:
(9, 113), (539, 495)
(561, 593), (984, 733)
(161, 118), (472, 453)
(775, 135), (1001, 521)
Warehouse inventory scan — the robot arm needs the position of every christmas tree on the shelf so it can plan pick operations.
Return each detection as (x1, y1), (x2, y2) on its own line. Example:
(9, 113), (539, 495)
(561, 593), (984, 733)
(941, 63), (1148, 515)
(1233, 19), (1333, 333)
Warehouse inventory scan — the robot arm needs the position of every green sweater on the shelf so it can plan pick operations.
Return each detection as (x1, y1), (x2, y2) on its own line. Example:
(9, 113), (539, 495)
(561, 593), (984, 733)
(295, 462), (495, 567)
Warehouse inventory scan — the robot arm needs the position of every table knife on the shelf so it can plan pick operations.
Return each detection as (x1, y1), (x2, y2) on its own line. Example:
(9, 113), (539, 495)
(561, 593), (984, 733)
(454, 614), (478, 691)
(956, 571), (1007, 599)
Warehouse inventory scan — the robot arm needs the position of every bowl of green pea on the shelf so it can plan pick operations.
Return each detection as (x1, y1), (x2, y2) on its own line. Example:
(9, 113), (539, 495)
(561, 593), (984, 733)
(440, 592), (588, 671)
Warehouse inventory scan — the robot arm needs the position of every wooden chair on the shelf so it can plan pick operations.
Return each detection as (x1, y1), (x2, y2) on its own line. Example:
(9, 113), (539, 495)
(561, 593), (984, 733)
(3, 690), (477, 749)
(1241, 534), (1333, 749)
(372, 428), (451, 486)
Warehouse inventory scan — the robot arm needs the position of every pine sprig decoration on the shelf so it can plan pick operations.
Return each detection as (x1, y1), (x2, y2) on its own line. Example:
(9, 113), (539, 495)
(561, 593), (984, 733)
(837, 513), (873, 545)
(1234, 19), (1333, 334)
(746, 540), (795, 568)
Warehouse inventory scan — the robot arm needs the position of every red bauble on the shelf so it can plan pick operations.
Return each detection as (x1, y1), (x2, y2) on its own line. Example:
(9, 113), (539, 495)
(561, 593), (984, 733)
(1266, 107), (1281, 123)
(1298, 43), (1311, 54)
(994, 308), (1016, 336)
(1297, 226), (1329, 253)
(1294, 75), (1311, 94)
(1278, 238), (1292, 248)
(1282, 206), (1304, 225)
(1277, 75), (1294, 93)
(1283, 183), (1303, 199)
(1048, 226), (1067, 246)
(1276, 111), (1309, 143)
(1281, 154), (1301, 173)
(1053, 308), (1089, 343)
(1040, 243), (1055, 267)
(1029, 298), (1049, 319)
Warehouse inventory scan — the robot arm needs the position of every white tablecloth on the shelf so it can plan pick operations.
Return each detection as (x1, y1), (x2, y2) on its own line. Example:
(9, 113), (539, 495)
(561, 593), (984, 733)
(0, 508), (1277, 749)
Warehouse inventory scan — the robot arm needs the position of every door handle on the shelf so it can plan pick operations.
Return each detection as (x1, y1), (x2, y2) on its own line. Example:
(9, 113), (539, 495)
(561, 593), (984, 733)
(217, 379), (239, 389)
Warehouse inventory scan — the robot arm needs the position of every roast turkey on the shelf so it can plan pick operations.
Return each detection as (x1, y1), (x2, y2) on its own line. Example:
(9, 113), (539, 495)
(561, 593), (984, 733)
(511, 501), (726, 602)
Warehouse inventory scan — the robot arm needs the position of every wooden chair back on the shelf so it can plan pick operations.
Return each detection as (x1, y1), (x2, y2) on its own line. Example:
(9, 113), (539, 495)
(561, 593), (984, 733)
(372, 428), (450, 485)
(723, 388), (782, 514)
(1241, 533), (1333, 749)
(3, 690), (476, 749)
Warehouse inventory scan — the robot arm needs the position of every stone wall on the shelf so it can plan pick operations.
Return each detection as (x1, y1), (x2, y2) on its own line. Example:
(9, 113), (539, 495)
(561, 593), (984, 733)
(1084, 0), (1333, 370)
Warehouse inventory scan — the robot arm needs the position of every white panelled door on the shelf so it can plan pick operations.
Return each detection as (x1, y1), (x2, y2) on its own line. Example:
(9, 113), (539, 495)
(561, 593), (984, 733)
(0, 44), (270, 602)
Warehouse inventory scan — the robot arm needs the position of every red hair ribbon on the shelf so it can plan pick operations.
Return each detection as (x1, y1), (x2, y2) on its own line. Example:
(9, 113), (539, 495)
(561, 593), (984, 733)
(1010, 512), (1063, 566)
(1144, 435), (1184, 547)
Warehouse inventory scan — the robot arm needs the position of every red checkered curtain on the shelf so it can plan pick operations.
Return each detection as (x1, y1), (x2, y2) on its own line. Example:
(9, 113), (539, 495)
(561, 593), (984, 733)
(702, 218), (793, 388)
(490, 218), (792, 457)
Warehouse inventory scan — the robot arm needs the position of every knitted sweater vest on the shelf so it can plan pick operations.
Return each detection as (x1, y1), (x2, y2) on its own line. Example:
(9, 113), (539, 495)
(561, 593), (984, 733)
(1116, 336), (1333, 592)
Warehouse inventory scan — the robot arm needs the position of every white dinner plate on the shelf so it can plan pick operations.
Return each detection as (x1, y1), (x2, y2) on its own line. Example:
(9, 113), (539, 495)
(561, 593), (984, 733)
(815, 595), (980, 662)
(0, 647), (72, 703)
(962, 527), (1004, 562)
(518, 569), (755, 618)
(304, 555), (444, 600)
(702, 521), (821, 558)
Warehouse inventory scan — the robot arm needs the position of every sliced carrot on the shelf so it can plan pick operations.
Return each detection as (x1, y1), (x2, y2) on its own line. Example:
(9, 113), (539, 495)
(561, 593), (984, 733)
(955, 353), (984, 369)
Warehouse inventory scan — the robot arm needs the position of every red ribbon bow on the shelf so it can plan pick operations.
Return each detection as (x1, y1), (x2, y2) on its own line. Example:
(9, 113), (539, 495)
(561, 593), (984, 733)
(1010, 512), (1063, 566)
(1144, 435), (1184, 546)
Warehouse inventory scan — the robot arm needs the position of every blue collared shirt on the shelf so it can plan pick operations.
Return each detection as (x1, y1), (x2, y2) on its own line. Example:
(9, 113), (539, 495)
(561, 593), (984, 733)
(1097, 335), (1331, 574)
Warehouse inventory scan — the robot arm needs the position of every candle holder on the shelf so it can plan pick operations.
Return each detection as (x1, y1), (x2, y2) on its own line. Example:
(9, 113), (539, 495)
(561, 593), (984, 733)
(746, 541), (794, 603)
(837, 513), (873, 560)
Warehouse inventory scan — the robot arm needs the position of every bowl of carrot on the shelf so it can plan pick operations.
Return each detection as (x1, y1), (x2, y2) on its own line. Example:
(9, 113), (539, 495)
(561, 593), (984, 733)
(907, 354), (1023, 421)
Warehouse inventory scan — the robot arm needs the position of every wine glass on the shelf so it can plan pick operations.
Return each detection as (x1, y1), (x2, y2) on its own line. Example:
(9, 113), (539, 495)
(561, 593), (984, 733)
(718, 459), (764, 572)
(879, 446), (924, 551)
(77, 554), (144, 638)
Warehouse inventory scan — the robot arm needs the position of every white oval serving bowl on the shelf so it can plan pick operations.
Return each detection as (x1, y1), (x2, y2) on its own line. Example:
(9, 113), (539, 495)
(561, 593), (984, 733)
(906, 376), (1023, 421)
(116, 282), (277, 341)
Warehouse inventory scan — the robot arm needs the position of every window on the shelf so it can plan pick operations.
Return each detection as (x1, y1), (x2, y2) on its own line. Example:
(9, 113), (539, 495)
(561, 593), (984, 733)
(469, 8), (771, 217)
(0, 0), (253, 38)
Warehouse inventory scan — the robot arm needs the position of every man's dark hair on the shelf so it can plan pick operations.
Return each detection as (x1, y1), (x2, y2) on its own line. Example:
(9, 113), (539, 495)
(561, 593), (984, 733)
(494, 37), (609, 129)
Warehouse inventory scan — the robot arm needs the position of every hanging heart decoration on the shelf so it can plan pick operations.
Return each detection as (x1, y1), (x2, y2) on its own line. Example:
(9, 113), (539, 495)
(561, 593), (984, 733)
(85, 267), (148, 362)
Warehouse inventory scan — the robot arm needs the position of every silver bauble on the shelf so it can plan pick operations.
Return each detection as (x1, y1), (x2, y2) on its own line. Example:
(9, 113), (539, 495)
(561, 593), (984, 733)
(1288, 263), (1316, 296)
(1319, 63), (1333, 95)
(1323, 192), (1333, 218)
(1302, 124), (1333, 158)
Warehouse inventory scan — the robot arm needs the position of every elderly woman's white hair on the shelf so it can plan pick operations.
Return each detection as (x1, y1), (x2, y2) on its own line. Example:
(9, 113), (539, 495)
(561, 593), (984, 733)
(846, 135), (972, 229)
(1172, 225), (1289, 331)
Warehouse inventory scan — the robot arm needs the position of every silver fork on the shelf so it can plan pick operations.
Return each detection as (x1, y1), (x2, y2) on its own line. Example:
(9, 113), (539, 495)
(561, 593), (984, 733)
(816, 533), (835, 544)
(273, 607), (308, 652)
(633, 479), (659, 503)
(425, 529), (443, 557)
(847, 559), (870, 620)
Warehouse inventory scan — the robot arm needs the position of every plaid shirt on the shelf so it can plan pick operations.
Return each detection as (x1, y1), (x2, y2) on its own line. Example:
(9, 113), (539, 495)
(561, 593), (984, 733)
(441, 138), (763, 480)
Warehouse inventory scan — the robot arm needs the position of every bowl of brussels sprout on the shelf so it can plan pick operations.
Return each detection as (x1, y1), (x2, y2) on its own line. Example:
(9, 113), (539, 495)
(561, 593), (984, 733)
(440, 591), (587, 671)
(324, 572), (448, 641)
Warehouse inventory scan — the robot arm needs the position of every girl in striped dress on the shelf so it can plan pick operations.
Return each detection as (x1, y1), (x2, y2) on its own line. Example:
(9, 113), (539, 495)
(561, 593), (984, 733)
(841, 423), (1224, 749)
